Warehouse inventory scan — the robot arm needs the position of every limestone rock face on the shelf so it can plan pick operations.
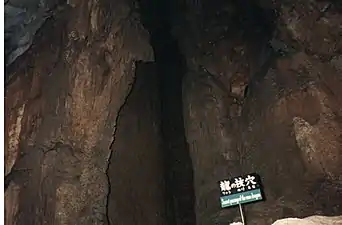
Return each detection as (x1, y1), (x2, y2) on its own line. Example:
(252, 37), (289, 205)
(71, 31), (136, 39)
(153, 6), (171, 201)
(176, 0), (342, 224)
(4, 0), (342, 224)
(4, 0), (154, 224)
(106, 62), (167, 225)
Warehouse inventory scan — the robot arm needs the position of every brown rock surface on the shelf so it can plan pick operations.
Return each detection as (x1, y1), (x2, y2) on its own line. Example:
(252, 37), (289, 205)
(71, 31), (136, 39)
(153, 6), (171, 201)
(177, 0), (342, 224)
(4, 0), (154, 223)
(4, 0), (342, 224)
(107, 62), (167, 225)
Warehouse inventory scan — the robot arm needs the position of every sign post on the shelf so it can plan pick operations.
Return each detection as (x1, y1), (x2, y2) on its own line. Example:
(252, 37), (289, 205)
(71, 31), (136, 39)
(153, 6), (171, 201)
(238, 203), (245, 225)
(218, 173), (264, 225)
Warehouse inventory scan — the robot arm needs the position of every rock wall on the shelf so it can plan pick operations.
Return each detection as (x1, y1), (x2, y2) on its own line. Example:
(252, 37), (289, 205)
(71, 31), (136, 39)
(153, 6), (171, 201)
(178, 1), (275, 224)
(177, 0), (342, 224)
(4, 0), (342, 224)
(4, 0), (154, 223)
(238, 1), (342, 222)
(107, 62), (167, 225)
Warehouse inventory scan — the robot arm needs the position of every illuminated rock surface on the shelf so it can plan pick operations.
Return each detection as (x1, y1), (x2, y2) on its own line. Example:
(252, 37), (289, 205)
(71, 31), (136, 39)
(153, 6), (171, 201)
(4, 0), (342, 224)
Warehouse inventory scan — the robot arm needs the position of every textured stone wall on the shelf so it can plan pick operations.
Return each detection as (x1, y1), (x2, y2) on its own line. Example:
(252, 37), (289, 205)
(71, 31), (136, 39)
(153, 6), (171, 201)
(4, 0), (154, 223)
(177, 0), (342, 224)
(107, 62), (168, 225)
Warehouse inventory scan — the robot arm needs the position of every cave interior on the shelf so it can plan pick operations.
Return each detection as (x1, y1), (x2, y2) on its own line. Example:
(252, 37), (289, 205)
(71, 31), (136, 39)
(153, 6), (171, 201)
(4, 0), (342, 224)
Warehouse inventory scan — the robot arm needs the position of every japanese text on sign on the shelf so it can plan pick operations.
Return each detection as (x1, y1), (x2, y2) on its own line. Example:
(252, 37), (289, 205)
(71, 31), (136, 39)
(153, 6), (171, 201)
(219, 173), (261, 196)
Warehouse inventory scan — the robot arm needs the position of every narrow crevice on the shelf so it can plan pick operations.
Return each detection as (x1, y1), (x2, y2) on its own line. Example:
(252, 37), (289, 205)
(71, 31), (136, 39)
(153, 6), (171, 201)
(105, 61), (140, 225)
(106, 61), (173, 225)
(137, 1), (197, 224)
(105, 0), (277, 224)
